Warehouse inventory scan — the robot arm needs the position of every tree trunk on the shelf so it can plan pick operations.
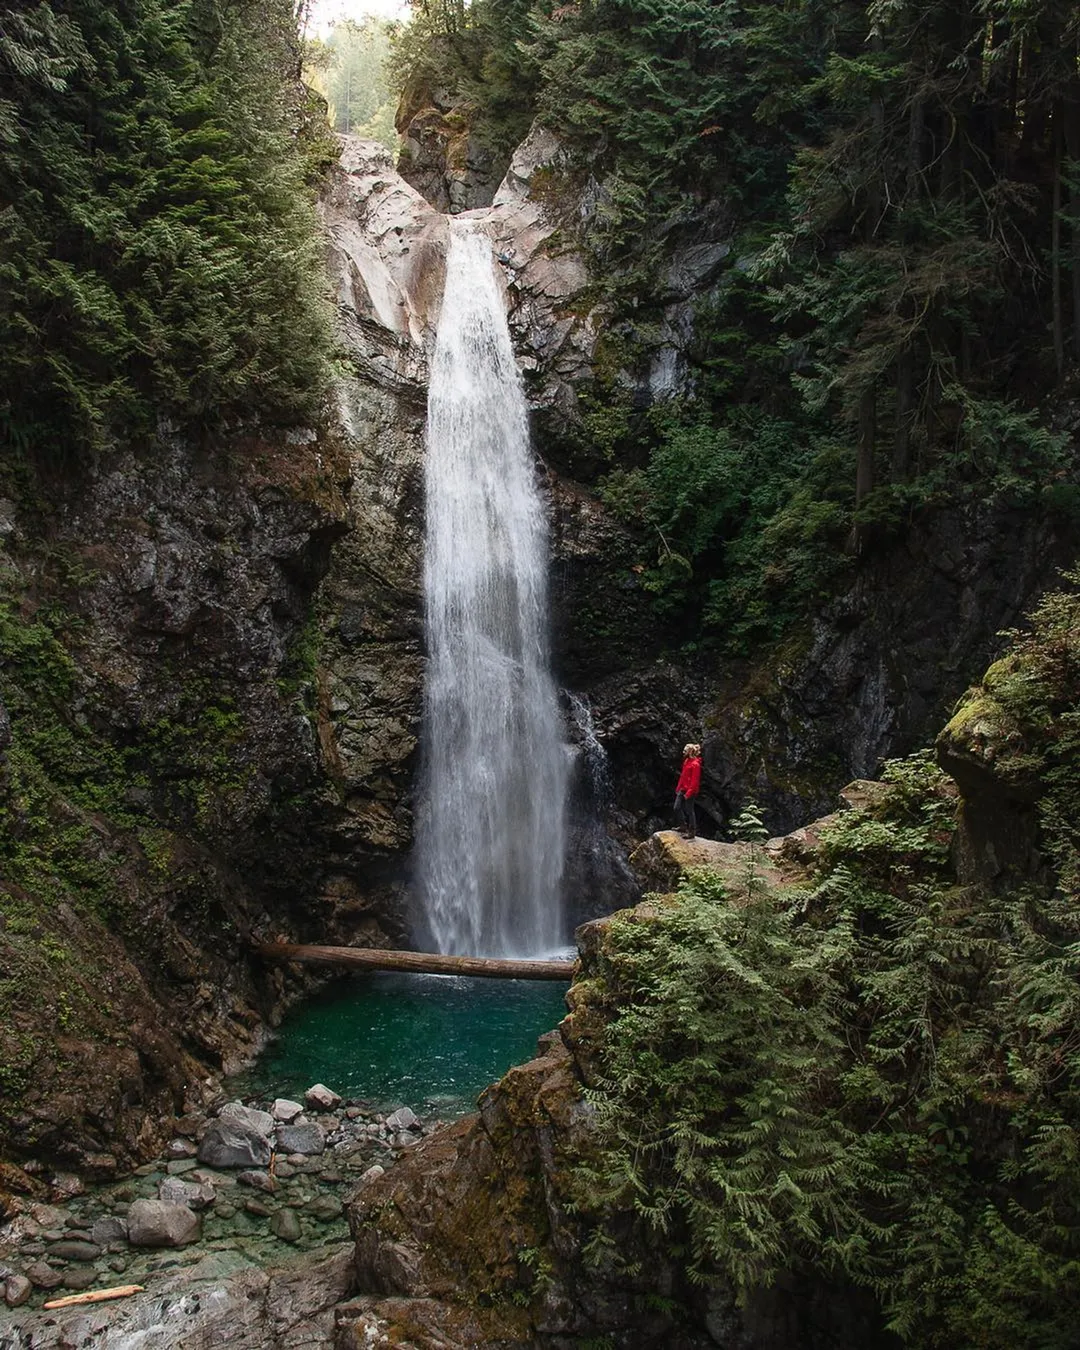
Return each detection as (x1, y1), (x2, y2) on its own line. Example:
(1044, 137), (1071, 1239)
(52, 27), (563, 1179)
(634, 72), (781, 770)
(256, 942), (576, 981)
(893, 347), (914, 478)
(1052, 111), (1065, 380)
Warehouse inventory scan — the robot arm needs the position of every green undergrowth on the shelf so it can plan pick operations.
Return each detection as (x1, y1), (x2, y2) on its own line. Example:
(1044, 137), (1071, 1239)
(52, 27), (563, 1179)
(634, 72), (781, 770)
(582, 735), (1080, 1346)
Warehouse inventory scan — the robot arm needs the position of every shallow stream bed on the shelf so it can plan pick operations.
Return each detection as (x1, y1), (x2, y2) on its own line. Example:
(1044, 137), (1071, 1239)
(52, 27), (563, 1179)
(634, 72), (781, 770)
(0, 972), (569, 1334)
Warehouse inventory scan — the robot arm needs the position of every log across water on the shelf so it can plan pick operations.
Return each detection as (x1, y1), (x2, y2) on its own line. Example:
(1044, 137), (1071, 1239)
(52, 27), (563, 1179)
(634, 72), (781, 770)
(256, 943), (575, 982)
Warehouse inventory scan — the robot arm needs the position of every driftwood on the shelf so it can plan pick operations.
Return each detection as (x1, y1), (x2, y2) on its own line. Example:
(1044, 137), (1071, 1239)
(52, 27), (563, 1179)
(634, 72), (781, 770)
(43, 1285), (145, 1309)
(256, 942), (575, 981)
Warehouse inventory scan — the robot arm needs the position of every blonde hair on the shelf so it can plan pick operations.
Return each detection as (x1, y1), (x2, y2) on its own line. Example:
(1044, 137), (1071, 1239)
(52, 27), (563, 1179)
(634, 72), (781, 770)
(683, 743), (701, 758)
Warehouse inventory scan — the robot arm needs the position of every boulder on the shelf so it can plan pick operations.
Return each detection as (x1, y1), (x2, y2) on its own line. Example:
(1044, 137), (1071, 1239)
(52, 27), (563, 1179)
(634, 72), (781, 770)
(272, 1098), (304, 1123)
(275, 1122), (325, 1157)
(197, 1116), (272, 1169)
(304, 1084), (342, 1111)
(126, 1198), (201, 1248)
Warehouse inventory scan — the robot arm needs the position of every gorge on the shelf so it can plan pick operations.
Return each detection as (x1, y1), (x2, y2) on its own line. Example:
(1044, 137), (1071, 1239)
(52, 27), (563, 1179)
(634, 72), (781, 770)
(2, 0), (1080, 1346)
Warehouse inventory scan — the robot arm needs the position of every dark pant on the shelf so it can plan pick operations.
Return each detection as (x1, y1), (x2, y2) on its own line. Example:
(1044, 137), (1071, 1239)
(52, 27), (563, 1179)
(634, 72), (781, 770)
(674, 792), (697, 837)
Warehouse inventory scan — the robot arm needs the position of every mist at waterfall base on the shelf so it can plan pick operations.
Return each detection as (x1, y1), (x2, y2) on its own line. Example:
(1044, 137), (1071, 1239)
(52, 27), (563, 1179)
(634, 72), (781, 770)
(234, 973), (567, 1117)
(414, 224), (570, 959)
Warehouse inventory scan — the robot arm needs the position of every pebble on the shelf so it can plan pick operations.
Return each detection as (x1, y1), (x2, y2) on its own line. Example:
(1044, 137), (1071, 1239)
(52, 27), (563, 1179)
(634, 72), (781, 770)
(215, 1203), (237, 1219)
(165, 1158), (198, 1175)
(243, 1199), (270, 1218)
(165, 1138), (197, 1160)
(273, 1162), (295, 1179)
(303, 1195), (341, 1222)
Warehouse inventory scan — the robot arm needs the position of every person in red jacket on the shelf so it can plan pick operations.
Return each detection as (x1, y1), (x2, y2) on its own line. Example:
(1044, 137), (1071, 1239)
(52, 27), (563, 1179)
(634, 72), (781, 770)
(674, 742), (702, 839)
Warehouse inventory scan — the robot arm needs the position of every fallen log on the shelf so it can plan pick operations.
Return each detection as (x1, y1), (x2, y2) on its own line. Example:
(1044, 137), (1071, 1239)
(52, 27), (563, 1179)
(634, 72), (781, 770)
(43, 1285), (145, 1310)
(256, 942), (575, 981)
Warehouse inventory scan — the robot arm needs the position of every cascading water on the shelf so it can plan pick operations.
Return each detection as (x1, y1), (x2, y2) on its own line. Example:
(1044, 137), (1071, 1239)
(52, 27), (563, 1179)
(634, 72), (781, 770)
(415, 222), (570, 959)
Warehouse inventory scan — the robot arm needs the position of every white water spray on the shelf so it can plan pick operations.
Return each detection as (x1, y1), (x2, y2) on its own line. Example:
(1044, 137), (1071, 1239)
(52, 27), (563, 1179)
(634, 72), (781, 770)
(415, 223), (570, 958)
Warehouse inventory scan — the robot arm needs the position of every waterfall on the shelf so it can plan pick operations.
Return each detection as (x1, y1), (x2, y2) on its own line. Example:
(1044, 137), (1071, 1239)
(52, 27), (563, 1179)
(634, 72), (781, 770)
(415, 223), (570, 958)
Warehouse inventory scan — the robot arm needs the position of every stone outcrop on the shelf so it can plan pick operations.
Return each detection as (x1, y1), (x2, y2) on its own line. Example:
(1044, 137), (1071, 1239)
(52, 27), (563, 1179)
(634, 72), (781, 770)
(340, 790), (884, 1348)
(935, 653), (1047, 886)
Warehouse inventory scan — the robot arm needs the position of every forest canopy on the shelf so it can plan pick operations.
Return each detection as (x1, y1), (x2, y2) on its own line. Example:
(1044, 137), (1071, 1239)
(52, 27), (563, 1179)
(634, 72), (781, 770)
(0, 0), (334, 457)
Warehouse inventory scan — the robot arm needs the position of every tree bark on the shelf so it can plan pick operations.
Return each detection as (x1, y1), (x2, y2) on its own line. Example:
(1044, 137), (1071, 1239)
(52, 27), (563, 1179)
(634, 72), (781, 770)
(256, 943), (576, 981)
(1052, 111), (1065, 380)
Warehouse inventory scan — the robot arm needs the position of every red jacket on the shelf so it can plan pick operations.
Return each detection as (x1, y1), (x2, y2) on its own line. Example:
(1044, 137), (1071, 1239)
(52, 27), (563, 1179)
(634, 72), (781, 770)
(676, 757), (701, 798)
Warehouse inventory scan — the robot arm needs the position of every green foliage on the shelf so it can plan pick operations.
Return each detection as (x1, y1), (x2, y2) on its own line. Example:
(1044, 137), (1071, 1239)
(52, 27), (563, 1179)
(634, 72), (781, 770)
(978, 571), (1080, 898)
(392, 0), (1080, 650)
(583, 739), (1080, 1345)
(599, 405), (852, 648)
(307, 17), (397, 148)
(0, 0), (332, 457)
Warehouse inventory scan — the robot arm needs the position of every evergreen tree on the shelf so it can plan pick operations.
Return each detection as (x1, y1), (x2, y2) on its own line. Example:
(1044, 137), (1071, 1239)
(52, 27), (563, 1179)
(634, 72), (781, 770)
(0, 0), (332, 457)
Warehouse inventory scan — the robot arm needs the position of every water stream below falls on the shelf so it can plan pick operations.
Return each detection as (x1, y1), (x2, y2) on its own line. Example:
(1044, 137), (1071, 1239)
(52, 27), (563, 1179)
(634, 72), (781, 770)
(236, 972), (569, 1117)
(416, 222), (570, 959)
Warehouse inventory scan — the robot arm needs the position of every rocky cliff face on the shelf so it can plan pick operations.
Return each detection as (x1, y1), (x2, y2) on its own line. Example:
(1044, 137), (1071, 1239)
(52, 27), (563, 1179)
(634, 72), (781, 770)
(0, 428), (355, 1183)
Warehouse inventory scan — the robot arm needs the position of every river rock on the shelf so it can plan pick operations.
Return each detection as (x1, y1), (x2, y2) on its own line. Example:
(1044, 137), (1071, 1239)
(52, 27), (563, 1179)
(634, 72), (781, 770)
(159, 1176), (216, 1211)
(275, 1123), (325, 1156)
(165, 1137), (197, 1159)
(61, 1267), (97, 1291)
(90, 1215), (128, 1247)
(4, 1274), (32, 1308)
(304, 1084), (342, 1111)
(126, 1198), (201, 1248)
(197, 1117), (272, 1169)
(272, 1098), (304, 1123)
(303, 1194), (341, 1222)
(29, 1204), (70, 1229)
(269, 1208), (302, 1243)
(46, 1240), (101, 1263)
(24, 1261), (62, 1289)
(219, 1101), (275, 1136)
(236, 1169), (276, 1194)
(385, 1106), (420, 1132)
